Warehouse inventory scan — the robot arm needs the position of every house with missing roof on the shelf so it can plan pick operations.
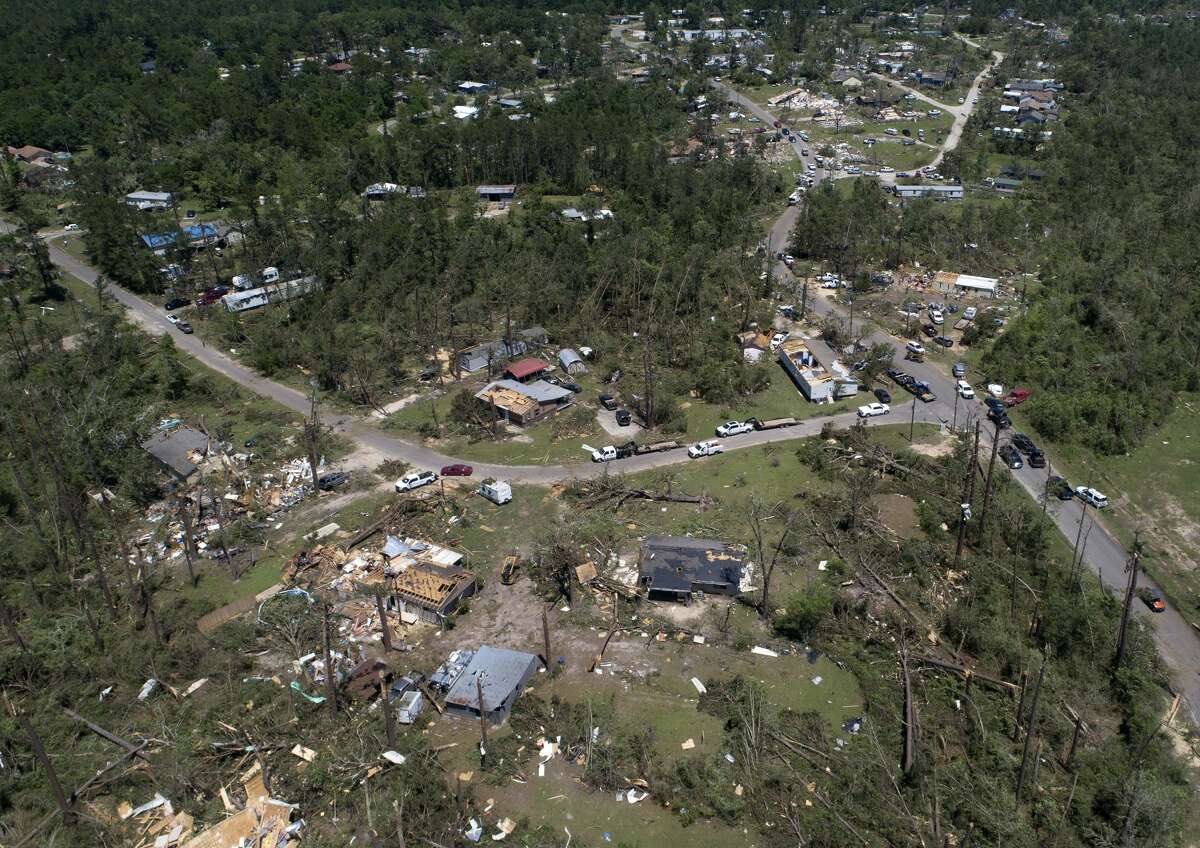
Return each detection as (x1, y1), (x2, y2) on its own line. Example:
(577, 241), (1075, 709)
(378, 536), (477, 624)
(638, 536), (749, 603)
(141, 427), (211, 481)
(474, 379), (573, 426)
(443, 645), (539, 724)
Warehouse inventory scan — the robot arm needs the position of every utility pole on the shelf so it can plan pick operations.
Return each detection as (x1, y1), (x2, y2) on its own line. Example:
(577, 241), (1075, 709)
(1015, 649), (1048, 803)
(953, 421), (980, 569)
(477, 674), (488, 767)
(801, 279), (809, 319)
(1070, 494), (1091, 591)
(951, 387), (960, 433)
(542, 608), (552, 672)
(322, 601), (338, 717)
(177, 496), (198, 588)
(1113, 532), (1142, 671)
(306, 378), (321, 493)
(909, 396), (917, 442)
(375, 589), (393, 652)
(977, 421), (1001, 542)
(380, 670), (396, 749)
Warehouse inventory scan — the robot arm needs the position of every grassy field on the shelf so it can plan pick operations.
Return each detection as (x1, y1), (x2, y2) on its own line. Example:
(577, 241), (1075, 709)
(1011, 393), (1200, 620)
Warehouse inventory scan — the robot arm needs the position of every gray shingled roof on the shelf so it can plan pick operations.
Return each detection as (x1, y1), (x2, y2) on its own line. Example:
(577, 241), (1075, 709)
(444, 646), (538, 713)
(141, 427), (209, 478)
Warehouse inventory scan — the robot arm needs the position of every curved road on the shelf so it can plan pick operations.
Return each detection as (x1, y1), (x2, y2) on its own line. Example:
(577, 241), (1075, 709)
(9, 51), (1200, 722)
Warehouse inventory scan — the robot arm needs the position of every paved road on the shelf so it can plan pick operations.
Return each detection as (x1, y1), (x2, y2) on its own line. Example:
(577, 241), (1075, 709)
(9, 57), (1200, 721)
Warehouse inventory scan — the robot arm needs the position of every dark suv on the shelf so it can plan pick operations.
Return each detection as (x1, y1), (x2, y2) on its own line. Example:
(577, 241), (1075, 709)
(999, 444), (1023, 469)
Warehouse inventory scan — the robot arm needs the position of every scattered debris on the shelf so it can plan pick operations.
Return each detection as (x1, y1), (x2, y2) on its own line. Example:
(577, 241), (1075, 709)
(691, 677), (707, 695)
(681, 738), (696, 750)
(137, 679), (159, 701)
(751, 646), (779, 658)
(290, 744), (317, 763)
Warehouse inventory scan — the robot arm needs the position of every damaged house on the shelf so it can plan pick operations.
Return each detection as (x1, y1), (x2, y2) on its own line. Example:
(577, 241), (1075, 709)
(382, 536), (477, 624)
(474, 379), (573, 426)
(141, 427), (211, 481)
(638, 536), (748, 603)
(443, 645), (539, 724)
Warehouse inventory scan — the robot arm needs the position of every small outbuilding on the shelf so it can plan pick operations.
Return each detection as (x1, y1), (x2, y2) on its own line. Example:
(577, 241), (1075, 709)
(503, 357), (549, 383)
(444, 645), (539, 724)
(476, 185), (516, 202)
(557, 348), (587, 375)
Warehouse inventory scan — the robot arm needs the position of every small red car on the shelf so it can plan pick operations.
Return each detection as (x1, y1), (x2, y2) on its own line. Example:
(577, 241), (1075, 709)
(440, 464), (473, 477)
(1004, 388), (1031, 407)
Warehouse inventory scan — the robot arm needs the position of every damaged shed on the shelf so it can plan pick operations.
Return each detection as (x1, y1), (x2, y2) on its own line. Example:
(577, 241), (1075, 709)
(141, 427), (211, 481)
(638, 536), (748, 603)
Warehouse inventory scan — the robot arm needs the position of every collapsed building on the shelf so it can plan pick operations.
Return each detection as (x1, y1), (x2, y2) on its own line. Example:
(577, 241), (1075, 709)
(637, 536), (750, 603)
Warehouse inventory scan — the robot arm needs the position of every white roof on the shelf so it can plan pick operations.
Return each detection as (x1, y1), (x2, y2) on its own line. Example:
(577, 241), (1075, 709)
(453, 105), (479, 120)
(953, 274), (998, 293)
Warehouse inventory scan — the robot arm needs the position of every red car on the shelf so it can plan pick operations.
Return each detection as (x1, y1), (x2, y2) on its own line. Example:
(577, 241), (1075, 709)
(1004, 388), (1031, 407)
(440, 464), (473, 477)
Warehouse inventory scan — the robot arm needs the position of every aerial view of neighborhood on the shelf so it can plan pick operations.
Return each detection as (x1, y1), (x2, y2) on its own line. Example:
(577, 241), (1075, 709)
(2, 0), (1200, 845)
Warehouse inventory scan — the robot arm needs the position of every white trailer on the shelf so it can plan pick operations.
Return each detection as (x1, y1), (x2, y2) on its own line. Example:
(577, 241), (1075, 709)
(477, 479), (513, 505)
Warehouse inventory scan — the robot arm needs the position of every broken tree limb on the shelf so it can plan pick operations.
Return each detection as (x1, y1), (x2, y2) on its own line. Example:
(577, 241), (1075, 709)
(62, 707), (150, 762)
(914, 656), (1018, 693)
(418, 682), (444, 714)
(615, 488), (718, 508)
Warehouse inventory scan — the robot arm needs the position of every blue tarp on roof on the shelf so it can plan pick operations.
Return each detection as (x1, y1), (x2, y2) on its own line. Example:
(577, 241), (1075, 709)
(141, 223), (218, 250)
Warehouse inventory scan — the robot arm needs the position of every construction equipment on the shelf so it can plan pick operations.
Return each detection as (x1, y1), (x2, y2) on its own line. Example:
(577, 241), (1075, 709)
(500, 555), (521, 585)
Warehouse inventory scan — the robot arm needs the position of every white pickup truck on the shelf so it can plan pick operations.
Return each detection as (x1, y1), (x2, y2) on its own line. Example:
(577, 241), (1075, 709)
(688, 440), (725, 459)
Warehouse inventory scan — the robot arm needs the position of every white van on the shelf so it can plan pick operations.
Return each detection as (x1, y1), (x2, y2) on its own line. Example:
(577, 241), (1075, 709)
(1075, 487), (1109, 509)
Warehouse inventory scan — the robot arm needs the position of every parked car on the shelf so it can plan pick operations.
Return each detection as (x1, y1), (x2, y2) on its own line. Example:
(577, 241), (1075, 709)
(922, 324), (937, 338)
(999, 444), (1023, 469)
(395, 470), (438, 492)
(984, 397), (1007, 414)
(1027, 449), (1046, 469)
(986, 383), (1004, 398)
(615, 409), (632, 427)
(64, 223), (80, 231)
(176, 322), (194, 334)
(857, 402), (890, 418)
(167, 314), (181, 325)
(1138, 588), (1166, 613)
(952, 362), (967, 378)
(440, 464), (473, 477)
(929, 308), (944, 325)
(770, 331), (789, 349)
(956, 380), (974, 399)
(688, 440), (725, 458)
(963, 306), (977, 321)
(1075, 487), (1109, 509)
(165, 297), (191, 311)
(1012, 433), (1037, 454)
(905, 341), (925, 355)
(988, 407), (1010, 428)
(873, 388), (892, 404)
(934, 336), (954, 348)
(1048, 476), (1074, 500)
(1004, 388), (1031, 407)
(716, 421), (753, 437)
(317, 471), (349, 490)
(598, 393), (619, 411)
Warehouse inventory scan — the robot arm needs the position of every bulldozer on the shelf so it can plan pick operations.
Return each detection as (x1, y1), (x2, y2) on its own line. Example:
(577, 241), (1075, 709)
(500, 554), (521, 585)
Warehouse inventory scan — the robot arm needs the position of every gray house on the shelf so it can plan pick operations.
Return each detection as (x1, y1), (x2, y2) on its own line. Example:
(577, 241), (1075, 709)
(638, 536), (747, 603)
(456, 339), (528, 373)
(444, 646), (539, 724)
(142, 427), (210, 480)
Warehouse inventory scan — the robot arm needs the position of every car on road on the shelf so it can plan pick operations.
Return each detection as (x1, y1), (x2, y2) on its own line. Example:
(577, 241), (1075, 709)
(1012, 433), (1037, 454)
(880, 166), (895, 173)
(615, 409), (632, 427)
(317, 471), (349, 490)
(934, 335), (954, 348)
(688, 440), (725, 459)
(395, 470), (438, 492)
(773, 120), (781, 128)
(1138, 588), (1166, 613)
(1027, 449), (1046, 469)
(952, 362), (967, 378)
(598, 393), (618, 411)
(999, 444), (1023, 469)
(984, 397), (1007, 414)
(440, 464), (473, 477)
(167, 313), (181, 324)
(956, 380), (974, 399)
(716, 420), (753, 437)
(857, 402), (890, 418)
(873, 388), (892, 404)
(801, 149), (810, 156)
(988, 407), (1010, 428)
(165, 297), (191, 311)
(1075, 487), (1109, 509)
(176, 321), (194, 334)
(905, 341), (925, 355)
(1048, 476), (1074, 500)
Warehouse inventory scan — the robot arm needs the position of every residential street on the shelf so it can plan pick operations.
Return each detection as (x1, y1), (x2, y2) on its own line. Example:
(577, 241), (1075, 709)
(8, 50), (1200, 725)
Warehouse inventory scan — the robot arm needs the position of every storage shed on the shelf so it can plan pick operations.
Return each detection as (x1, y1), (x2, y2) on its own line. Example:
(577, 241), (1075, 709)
(557, 348), (587, 375)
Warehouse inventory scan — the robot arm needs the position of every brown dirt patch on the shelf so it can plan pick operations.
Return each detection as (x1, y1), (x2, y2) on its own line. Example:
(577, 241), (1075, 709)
(873, 492), (921, 539)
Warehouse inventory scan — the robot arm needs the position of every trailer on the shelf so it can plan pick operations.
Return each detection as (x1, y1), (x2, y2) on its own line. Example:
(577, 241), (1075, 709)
(748, 417), (798, 431)
(634, 440), (682, 455)
(477, 479), (513, 505)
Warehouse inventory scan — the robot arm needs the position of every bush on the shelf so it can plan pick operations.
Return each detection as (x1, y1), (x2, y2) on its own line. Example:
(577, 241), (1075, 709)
(773, 582), (834, 640)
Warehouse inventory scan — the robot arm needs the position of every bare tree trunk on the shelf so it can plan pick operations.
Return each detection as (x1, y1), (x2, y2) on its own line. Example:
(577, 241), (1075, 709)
(322, 602), (338, 716)
(977, 421), (1001, 543)
(1113, 532), (1142, 671)
(375, 589), (393, 652)
(1015, 650), (1047, 803)
(7, 695), (73, 825)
